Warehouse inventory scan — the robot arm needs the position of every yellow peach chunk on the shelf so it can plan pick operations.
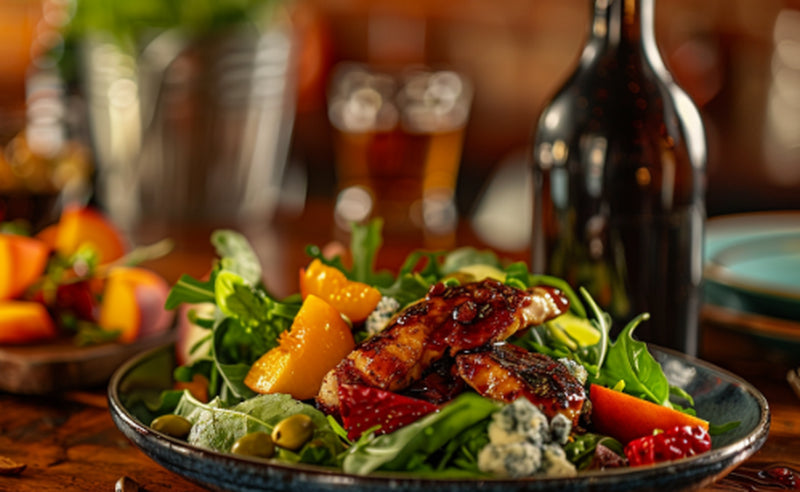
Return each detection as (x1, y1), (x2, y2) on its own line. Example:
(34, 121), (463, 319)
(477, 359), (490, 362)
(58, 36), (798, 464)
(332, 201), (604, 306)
(245, 295), (355, 400)
(54, 206), (126, 264)
(98, 267), (173, 343)
(0, 301), (57, 344)
(0, 234), (50, 300)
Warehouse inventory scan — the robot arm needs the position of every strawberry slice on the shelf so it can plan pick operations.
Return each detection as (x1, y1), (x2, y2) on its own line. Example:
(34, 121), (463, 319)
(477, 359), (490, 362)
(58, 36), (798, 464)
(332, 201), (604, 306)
(338, 383), (439, 440)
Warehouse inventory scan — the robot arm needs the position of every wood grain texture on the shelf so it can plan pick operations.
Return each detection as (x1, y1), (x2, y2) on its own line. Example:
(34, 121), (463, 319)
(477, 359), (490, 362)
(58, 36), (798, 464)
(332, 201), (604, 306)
(0, 332), (175, 395)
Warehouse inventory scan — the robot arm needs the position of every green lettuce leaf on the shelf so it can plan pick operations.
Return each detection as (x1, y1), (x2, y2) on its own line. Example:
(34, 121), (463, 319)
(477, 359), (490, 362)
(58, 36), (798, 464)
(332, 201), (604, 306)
(175, 391), (344, 466)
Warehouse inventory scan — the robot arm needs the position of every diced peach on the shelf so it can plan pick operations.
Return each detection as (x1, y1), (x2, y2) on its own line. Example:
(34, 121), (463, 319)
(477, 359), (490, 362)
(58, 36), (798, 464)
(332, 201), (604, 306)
(0, 234), (51, 300)
(97, 267), (174, 343)
(54, 206), (126, 264)
(0, 301), (57, 344)
(245, 295), (355, 400)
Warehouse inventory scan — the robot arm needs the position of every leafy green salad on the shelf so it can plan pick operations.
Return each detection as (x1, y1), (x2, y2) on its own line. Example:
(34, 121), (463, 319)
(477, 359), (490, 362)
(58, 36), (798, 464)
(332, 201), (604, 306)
(120, 220), (735, 479)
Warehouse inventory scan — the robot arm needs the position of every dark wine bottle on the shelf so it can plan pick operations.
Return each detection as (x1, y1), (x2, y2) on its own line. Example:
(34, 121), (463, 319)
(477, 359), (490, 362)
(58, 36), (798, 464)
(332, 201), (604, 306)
(531, 0), (706, 355)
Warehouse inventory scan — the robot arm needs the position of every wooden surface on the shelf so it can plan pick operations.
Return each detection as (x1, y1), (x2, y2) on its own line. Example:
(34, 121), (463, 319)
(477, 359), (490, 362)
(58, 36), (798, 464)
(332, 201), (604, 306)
(0, 333), (175, 395)
(1, 203), (799, 492)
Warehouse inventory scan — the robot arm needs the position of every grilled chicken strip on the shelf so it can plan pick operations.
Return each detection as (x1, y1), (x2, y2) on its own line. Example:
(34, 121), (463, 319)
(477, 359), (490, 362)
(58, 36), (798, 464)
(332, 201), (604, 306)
(316, 279), (569, 413)
(455, 342), (587, 425)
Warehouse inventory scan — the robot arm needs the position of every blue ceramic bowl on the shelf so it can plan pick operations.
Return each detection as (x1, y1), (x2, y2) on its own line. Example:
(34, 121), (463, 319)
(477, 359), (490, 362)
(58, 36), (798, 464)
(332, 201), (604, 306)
(108, 345), (769, 492)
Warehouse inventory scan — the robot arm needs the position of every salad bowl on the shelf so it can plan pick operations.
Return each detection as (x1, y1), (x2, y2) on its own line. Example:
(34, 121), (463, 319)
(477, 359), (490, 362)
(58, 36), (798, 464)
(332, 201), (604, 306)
(108, 343), (769, 492)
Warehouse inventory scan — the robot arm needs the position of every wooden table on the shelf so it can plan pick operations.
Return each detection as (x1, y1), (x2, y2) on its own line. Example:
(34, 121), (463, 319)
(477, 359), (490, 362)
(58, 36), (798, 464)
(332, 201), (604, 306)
(1, 204), (799, 491)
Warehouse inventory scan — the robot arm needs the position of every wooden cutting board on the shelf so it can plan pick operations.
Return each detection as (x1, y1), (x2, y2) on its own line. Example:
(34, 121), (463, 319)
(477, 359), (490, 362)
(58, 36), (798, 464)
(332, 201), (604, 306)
(0, 332), (174, 394)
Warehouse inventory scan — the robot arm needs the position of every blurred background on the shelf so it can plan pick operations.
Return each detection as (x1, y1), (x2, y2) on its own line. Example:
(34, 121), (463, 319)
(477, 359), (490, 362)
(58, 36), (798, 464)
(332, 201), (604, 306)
(2, 0), (799, 244)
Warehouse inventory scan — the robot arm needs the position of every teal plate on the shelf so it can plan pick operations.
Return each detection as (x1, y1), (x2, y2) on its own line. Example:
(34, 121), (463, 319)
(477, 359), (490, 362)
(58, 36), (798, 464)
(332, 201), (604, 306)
(706, 232), (800, 319)
(108, 344), (770, 492)
(703, 211), (800, 343)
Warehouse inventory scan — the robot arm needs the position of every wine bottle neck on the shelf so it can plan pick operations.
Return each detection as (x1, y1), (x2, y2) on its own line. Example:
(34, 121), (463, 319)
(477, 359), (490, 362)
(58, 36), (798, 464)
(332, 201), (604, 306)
(590, 0), (653, 45)
(587, 0), (671, 78)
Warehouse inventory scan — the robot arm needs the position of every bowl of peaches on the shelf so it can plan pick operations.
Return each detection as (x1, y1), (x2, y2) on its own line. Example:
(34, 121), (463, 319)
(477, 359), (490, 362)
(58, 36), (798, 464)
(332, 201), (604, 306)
(0, 205), (174, 394)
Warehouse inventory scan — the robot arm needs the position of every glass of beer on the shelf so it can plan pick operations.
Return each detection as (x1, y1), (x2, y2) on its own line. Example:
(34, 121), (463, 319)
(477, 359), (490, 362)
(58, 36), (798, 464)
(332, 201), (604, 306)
(327, 63), (473, 246)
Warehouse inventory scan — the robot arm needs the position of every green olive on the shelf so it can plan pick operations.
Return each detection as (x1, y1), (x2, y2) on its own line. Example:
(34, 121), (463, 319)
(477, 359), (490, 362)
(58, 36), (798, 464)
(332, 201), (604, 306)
(271, 414), (315, 451)
(150, 414), (192, 439)
(231, 431), (275, 459)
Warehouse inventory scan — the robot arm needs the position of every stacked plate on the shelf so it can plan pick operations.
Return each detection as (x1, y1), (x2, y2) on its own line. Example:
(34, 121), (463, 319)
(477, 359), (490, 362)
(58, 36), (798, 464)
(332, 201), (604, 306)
(703, 210), (800, 347)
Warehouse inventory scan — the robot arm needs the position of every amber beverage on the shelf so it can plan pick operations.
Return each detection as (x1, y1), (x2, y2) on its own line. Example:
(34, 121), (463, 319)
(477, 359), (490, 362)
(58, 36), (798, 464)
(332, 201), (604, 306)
(531, 0), (706, 355)
(328, 65), (472, 243)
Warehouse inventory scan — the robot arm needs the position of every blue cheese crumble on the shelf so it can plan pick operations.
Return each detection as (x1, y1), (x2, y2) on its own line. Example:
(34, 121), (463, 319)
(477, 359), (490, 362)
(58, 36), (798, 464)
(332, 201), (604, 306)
(365, 296), (400, 336)
(477, 398), (577, 478)
(558, 357), (588, 385)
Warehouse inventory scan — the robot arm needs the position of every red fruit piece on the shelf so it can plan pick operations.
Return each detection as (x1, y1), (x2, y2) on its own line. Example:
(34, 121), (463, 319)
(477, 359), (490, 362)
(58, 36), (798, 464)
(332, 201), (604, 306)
(625, 425), (712, 466)
(338, 383), (439, 441)
(55, 281), (99, 321)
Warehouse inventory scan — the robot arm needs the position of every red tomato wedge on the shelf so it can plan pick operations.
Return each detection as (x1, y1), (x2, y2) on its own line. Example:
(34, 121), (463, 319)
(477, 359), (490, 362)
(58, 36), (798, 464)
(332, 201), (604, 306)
(589, 383), (709, 445)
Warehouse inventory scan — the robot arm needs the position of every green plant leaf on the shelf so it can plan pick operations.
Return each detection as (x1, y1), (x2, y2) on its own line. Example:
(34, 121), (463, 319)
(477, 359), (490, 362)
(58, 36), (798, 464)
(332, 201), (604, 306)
(212, 229), (262, 286)
(165, 273), (216, 309)
(342, 393), (501, 475)
(593, 313), (671, 407)
(174, 391), (343, 465)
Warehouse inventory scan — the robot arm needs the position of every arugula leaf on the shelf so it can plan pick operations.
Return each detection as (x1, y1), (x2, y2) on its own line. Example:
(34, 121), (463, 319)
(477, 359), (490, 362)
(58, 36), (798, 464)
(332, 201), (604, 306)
(349, 218), (385, 285)
(377, 247), (500, 308)
(513, 287), (609, 377)
(210, 318), (258, 403)
(304, 219), (395, 288)
(165, 273), (216, 309)
(580, 286), (610, 375)
(591, 313), (672, 407)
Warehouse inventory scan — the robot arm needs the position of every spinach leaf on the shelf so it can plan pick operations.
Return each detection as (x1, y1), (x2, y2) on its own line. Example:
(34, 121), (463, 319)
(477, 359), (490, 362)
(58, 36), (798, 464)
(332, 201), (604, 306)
(342, 393), (501, 475)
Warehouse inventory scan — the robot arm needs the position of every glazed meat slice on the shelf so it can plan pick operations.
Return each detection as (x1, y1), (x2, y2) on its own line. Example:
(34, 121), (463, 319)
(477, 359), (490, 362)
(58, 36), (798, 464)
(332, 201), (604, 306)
(402, 354), (466, 404)
(455, 343), (587, 425)
(316, 279), (569, 413)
